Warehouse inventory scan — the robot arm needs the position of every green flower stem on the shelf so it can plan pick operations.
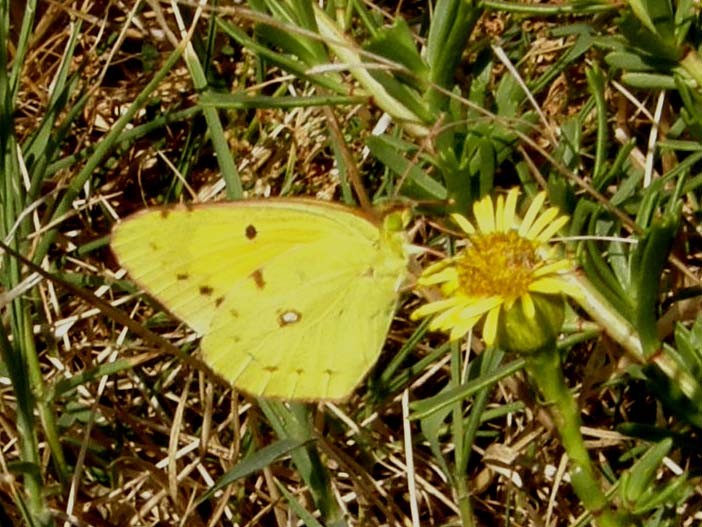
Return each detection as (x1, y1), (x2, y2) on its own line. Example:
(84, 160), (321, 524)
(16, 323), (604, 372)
(524, 343), (624, 527)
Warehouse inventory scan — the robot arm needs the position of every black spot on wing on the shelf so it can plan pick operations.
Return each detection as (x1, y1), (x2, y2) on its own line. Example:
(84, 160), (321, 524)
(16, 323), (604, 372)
(251, 269), (265, 289)
(263, 365), (279, 373)
(215, 296), (225, 307)
(200, 285), (214, 296)
(245, 224), (257, 240)
(176, 273), (189, 281)
(229, 309), (239, 318)
(160, 209), (170, 219)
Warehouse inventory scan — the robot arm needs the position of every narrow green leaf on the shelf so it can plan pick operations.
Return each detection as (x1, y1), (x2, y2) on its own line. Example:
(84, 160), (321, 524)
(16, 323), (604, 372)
(631, 207), (680, 357)
(365, 135), (447, 200)
(197, 438), (309, 504)
(366, 18), (429, 81)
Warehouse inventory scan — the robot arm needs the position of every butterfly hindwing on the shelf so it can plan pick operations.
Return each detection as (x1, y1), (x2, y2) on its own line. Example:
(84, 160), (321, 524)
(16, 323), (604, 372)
(202, 238), (401, 399)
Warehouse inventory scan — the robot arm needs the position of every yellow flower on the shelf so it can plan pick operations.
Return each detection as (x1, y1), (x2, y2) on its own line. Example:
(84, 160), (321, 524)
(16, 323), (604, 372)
(412, 188), (580, 348)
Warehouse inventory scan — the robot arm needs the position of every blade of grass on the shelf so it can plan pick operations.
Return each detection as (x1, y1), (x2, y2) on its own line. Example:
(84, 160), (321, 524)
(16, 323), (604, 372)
(169, 0), (242, 199)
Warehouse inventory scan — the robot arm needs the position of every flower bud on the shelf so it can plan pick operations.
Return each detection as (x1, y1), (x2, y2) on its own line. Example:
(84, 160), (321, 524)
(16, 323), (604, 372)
(496, 294), (565, 354)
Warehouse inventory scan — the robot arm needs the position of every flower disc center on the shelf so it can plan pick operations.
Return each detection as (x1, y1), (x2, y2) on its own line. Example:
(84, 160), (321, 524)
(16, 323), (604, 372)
(456, 231), (537, 298)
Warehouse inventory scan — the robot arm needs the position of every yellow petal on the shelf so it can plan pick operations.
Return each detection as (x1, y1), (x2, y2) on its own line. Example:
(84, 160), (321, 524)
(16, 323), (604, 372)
(440, 281), (460, 296)
(528, 276), (572, 295)
(519, 192), (546, 237)
(495, 194), (506, 232)
(503, 188), (519, 230)
(421, 259), (452, 275)
(430, 304), (465, 330)
(456, 296), (503, 320)
(520, 293), (536, 318)
(449, 317), (480, 341)
(411, 298), (462, 320)
(535, 215), (569, 242)
(483, 306), (501, 346)
(418, 266), (459, 285)
(474, 195), (496, 233)
(533, 259), (572, 277)
(531, 277), (583, 299)
(450, 213), (475, 235)
(525, 207), (559, 240)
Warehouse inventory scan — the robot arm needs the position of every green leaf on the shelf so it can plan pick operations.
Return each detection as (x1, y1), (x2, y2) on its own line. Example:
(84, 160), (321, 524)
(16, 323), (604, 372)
(365, 69), (434, 122)
(621, 72), (678, 90)
(617, 9), (680, 62)
(366, 18), (429, 81)
(275, 480), (326, 527)
(411, 358), (522, 420)
(674, 315), (702, 378)
(199, 92), (366, 109)
(628, 0), (676, 45)
(424, 0), (482, 110)
(197, 438), (309, 504)
(252, 0), (327, 66)
(618, 437), (689, 516)
(365, 135), (447, 200)
(630, 205), (680, 357)
(605, 51), (660, 72)
(216, 19), (346, 94)
(260, 401), (344, 524)
(622, 438), (673, 505)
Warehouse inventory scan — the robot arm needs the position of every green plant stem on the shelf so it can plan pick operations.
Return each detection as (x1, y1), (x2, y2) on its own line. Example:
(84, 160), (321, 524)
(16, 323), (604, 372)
(564, 271), (702, 404)
(455, 476), (474, 527)
(450, 343), (475, 527)
(0, 323), (51, 526)
(313, 5), (430, 138)
(22, 302), (69, 483)
(481, 0), (616, 15)
(524, 344), (624, 527)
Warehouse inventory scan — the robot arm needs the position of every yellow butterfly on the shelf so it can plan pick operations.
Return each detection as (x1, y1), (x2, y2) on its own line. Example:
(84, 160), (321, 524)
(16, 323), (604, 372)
(111, 198), (412, 400)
